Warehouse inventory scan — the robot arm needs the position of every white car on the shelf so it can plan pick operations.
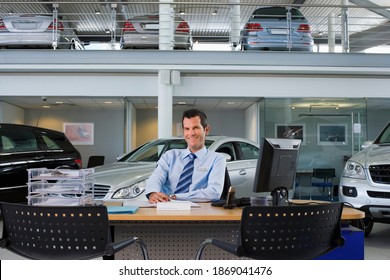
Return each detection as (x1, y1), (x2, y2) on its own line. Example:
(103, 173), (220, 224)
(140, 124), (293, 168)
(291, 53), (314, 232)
(339, 121), (390, 236)
(92, 136), (259, 204)
(0, 14), (84, 49)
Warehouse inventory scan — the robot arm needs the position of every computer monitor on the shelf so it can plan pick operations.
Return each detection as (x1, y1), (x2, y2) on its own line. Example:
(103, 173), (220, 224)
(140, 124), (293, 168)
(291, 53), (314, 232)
(253, 138), (301, 206)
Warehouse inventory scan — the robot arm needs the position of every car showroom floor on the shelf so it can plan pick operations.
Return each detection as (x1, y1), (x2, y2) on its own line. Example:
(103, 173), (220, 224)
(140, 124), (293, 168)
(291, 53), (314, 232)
(0, 217), (389, 260)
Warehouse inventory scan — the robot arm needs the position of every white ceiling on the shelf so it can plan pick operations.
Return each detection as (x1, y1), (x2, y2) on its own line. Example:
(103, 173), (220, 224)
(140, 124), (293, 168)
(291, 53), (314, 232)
(1, 96), (389, 112)
(0, 96), (262, 111)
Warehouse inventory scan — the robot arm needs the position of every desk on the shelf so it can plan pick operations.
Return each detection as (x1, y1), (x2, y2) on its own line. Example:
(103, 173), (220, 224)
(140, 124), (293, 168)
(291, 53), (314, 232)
(109, 202), (364, 260)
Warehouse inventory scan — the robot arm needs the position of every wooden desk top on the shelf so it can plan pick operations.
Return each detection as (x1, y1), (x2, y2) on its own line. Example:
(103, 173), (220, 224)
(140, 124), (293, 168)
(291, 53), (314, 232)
(108, 201), (365, 221)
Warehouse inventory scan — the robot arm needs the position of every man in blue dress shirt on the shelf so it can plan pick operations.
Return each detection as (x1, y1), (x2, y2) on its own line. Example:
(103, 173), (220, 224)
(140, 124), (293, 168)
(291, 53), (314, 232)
(145, 109), (226, 203)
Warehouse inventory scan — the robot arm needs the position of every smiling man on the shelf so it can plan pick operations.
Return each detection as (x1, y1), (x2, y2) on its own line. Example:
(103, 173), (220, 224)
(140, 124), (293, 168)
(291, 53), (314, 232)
(145, 109), (226, 203)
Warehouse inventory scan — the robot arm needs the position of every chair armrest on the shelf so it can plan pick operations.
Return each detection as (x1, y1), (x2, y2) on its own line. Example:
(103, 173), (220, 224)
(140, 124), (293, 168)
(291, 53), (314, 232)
(105, 237), (149, 260)
(195, 238), (243, 259)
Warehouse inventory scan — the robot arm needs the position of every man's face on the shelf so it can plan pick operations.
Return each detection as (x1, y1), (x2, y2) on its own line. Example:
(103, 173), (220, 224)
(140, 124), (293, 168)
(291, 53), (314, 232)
(183, 116), (210, 153)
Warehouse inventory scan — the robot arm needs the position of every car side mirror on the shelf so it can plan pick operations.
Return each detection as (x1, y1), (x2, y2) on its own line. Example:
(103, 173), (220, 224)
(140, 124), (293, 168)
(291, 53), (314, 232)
(116, 153), (126, 161)
(219, 152), (232, 162)
(361, 141), (373, 149)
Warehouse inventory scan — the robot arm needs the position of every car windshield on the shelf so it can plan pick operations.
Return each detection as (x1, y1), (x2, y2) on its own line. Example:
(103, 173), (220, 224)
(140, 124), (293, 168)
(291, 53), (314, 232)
(252, 7), (305, 20)
(375, 123), (390, 145)
(119, 139), (215, 163)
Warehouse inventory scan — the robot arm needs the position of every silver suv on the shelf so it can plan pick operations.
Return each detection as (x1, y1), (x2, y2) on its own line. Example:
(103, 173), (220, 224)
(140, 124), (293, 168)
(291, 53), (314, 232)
(339, 121), (390, 236)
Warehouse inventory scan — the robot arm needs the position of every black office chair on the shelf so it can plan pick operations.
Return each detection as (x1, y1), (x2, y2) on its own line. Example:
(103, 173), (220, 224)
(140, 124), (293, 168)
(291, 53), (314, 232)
(0, 202), (149, 260)
(87, 155), (105, 168)
(195, 203), (345, 260)
(310, 168), (336, 200)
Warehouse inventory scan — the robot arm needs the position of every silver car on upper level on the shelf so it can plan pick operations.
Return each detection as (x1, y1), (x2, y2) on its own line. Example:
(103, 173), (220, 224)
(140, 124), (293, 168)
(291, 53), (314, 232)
(0, 14), (84, 49)
(239, 6), (313, 51)
(120, 14), (192, 50)
(92, 136), (259, 204)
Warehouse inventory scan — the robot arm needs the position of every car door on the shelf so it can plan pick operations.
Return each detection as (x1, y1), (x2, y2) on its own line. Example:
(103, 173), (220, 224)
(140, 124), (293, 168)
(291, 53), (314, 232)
(216, 141), (259, 198)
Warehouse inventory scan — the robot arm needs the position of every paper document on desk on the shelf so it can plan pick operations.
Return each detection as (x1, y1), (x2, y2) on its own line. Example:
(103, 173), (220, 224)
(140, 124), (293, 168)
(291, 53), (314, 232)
(157, 201), (194, 210)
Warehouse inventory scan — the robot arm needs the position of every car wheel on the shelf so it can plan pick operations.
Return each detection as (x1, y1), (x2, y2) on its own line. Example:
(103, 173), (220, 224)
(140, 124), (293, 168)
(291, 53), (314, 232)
(349, 218), (374, 237)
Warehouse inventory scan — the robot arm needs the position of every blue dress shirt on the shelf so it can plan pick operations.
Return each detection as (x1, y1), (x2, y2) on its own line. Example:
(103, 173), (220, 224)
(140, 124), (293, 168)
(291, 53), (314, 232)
(145, 147), (226, 202)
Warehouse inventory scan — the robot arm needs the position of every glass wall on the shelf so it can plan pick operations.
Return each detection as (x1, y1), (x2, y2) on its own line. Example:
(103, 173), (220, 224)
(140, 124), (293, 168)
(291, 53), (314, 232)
(260, 97), (367, 188)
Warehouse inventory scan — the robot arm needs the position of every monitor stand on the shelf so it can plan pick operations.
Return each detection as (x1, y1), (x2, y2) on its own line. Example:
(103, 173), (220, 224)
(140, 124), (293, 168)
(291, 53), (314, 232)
(271, 187), (289, 206)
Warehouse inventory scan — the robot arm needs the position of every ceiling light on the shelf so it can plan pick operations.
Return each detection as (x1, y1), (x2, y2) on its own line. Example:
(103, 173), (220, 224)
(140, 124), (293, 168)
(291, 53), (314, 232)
(212, 10), (218, 16)
(104, 101), (112, 104)
(178, 101), (187, 105)
(55, 101), (63, 104)
(179, 10), (185, 15)
(95, 11), (101, 15)
(42, 105), (50, 109)
(227, 102), (235, 105)
(105, 29), (110, 34)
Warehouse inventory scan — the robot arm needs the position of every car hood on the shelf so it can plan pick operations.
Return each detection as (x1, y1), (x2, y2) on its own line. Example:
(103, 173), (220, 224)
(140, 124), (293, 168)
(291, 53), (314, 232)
(350, 145), (390, 167)
(93, 162), (157, 185)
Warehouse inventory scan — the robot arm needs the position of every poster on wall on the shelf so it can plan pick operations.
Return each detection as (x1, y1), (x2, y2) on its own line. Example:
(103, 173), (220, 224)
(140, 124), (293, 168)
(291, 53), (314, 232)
(275, 124), (305, 145)
(317, 123), (347, 146)
(63, 123), (94, 145)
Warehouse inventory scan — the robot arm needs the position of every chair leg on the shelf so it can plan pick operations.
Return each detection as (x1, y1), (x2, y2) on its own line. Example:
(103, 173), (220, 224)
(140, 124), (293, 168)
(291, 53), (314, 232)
(195, 239), (213, 260)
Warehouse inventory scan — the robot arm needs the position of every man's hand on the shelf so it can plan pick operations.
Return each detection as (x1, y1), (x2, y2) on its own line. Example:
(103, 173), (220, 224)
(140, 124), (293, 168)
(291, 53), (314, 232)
(148, 192), (170, 203)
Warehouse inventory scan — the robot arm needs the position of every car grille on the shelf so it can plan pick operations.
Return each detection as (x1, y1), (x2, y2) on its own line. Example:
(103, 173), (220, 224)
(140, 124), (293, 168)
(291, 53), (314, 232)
(87, 184), (110, 199)
(369, 165), (390, 184)
(367, 191), (390, 199)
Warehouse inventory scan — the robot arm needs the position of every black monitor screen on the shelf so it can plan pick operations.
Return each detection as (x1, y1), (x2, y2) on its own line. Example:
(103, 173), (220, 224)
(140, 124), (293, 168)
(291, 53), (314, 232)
(253, 138), (301, 205)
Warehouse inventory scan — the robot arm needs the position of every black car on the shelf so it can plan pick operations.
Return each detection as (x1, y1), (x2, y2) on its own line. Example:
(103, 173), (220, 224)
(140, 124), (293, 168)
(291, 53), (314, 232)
(0, 123), (82, 202)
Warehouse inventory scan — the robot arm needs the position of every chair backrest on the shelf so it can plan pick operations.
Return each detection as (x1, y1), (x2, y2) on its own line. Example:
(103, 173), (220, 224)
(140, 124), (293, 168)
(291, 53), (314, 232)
(312, 168), (336, 180)
(87, 155), (105, 168)
(0, 202), (110, 260)
(239, 203), (344, 260)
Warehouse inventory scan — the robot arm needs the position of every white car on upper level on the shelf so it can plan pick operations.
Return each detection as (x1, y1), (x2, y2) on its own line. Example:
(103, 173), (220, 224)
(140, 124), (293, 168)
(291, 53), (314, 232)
(0, 14), (84, 49)
(339, 121), (390, 236)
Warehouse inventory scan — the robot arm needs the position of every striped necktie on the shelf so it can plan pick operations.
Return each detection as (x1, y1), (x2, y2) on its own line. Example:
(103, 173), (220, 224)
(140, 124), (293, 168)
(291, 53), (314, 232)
(175, 153), (196, 194)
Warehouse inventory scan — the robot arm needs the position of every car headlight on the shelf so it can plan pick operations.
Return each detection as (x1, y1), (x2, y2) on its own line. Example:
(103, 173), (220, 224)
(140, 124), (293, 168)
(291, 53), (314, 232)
(343, 161), (366, 180)
(112, 180), (146, 199)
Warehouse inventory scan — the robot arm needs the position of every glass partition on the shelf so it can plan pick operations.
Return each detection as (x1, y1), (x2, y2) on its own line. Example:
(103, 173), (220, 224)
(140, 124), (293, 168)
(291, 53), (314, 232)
(260, 97), (367, 189)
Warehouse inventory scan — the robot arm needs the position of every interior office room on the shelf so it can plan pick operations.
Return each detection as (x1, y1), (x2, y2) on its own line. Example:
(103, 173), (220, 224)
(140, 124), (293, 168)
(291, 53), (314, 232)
(1, 0), (390, 265)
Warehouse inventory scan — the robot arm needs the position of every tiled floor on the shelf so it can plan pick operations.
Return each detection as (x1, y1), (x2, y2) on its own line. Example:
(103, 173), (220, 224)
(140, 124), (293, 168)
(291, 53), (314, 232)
(1, 218), (389, 260)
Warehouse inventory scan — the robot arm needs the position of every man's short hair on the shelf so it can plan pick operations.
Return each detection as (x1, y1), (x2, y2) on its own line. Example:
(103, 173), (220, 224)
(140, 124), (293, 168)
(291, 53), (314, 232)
(182, 109), (208, 128)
